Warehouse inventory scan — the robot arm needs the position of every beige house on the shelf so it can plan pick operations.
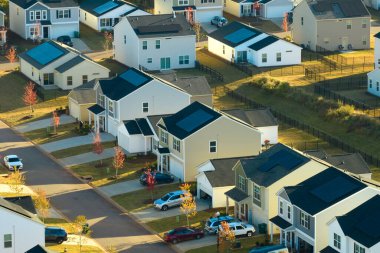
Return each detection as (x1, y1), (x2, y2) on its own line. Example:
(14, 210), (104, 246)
(68, 80), (97, 122)
(292, 0), (370, 51)
(225, 143), (329, 233)
(156, 101), (262, 182)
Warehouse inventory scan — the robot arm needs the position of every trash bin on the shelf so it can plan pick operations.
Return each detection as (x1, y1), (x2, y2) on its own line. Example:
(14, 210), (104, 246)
(258, 223), (267, 234)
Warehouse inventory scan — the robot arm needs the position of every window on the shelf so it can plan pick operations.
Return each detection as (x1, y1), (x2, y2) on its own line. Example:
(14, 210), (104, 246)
(142, 102), (149, 113)
(161, 131), (168, 144)
(108, 100), (114, 117)
(17, 8), (19, 15)
(333, 233), (341, 249)
(262, 53), (267, 63)
(124, 35), (126, 44)
(31, 67), (34, 76)
(346, 20), (352, 29)
(238, 175), (246, 192)
(279, 201), (283, 214)
(142, 41), (147, 50)
(4, 234), (12, 248)
(362, 19), (367, 28)
(35, 10), (41, 20)
(153, 139), (158, 150)
(354, 243), (365, 253)
(324, 38), (329, 44)
(100, 18), (112, 27)
(222, 45), (225, 54)
(173, 138), (180, 152)
(42, 10), (47, 20)
(82, 75), (88, 84)
(209, 140), (217, 153)
(201, 0), (207, 3)
(377, 82), (379, 91)
(43, 73), (54, 85)
(57, 9), (71, 19)
(300, 211), (310, 229)
(29, 27), (38, 37)
(155, 40), (160, 49)
(147, 58), (152, 63)
(378, 59), (380, 66)
(98, 94), (105, 107)
(287, 205), (291, 220)
(369, 79), (372, 88)
(30, 11), (35, 21)
(362, 36), (367, 46)
(179, 55), (190, 65)
(301, 17), (303, 25)
(85, 12), (87, 20)
(276, 52), (281, 62)
(253, 184), (260, 201)
(179, 0), (189, 5)
(67, 76), (72, 86)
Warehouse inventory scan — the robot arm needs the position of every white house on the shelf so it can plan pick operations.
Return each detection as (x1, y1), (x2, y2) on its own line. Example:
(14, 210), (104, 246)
(19, 41), (110, 90)
(258, 0), (293, 18)
(321, 195), (380, 253)
(208, 21), (301, 67)
(0, 197), (45, 253)
(114, 14), (196, 71)
(367, 33), (380, 97)
(224, 0), (291, 18)
(68, 79), (97, 122)
(222, 108), (278, 145)
(9, 0), (79, 40)
(0, 9), (6, 45)
(79, 0), (150, 32)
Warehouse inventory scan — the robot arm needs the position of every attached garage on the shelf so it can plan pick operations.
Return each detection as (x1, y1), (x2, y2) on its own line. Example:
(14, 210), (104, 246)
(51, 23), (79, 39)
(260, 0), (292, 18)
(196, 8), (223, 23)
(169, 156), (184, 181)
(67, 88), (96, 122)
(118, 119), (154, 154)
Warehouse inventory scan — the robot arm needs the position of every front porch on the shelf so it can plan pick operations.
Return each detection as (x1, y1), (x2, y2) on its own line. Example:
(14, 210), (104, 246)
(88, 104), (106, 132)
(224, 187), (251, 222)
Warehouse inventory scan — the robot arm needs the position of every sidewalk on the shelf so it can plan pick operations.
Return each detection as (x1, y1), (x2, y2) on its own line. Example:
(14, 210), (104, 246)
(40, 133), (115, 152)
(14, 115), (76, 133)
(98, 179), (144, 197)
(60, 148), (115, 167)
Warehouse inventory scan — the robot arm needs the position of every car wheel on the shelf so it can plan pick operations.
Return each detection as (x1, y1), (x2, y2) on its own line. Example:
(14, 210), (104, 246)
(172, 239), (178, 244)
(196, 234), (201, 239)
(247, 231), (253, 237)
(56, 238), (64, 244)
(161, 205), (169, 211)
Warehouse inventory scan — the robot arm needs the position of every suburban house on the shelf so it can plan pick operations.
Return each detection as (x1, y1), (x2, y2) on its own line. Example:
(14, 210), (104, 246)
(68, 79), (97, 122)
(19, 41), (110, 89)
(222, 108), (278, 145)
(305, 150), (372, 179)
(271, 168), (380, 253)
(321, 195), (380, 253)
(113, 14), (196, 71)
(258, 0), (293, 18)
(79, 0), (149, 32)
(208, 21), (302, 66)
(88, 67), (199, 154)
(362, 0), (380, 11)
(0, 197), (45, 253)
(9, 0), (79, 40)
(154, 0), (223, 23)
(367, 32), (380, 97)
(224, 143), (329, 233)
(196, 156), (254, 208)
(224, 0), (291, 19)
(0, 9), (6, 45)
(156, 101), (262, 182)
(146, 114), (173, 156)
(292, 0), (371, 52)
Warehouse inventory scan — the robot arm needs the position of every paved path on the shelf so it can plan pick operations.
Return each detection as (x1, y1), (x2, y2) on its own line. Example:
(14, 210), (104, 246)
(0, 120), (175, 253)
(99, 179), (144, 197)
(175, 235), (216, 252)
(14, 115), (76, 133)
(132, 199), (210, 223)
(72, 38), (92, 53)
(60, 148), (115, 167)
(40, 133), (115, 152)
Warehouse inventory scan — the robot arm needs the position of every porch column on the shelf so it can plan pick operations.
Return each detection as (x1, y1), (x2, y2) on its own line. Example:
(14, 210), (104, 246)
(270, 222), (273, 242)
(226, 196), (229, 215)
(280, 229), (283, 244)
(160, 155), (163, 173)
(96, 116), (100, 132)
(284, 231), (287, 247)
(144, 137), (147, 155)
(88, 112), (91, 126)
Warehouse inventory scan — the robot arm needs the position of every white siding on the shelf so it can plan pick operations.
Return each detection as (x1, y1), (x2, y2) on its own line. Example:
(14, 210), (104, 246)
(196, 8), (223, 22)
(328, 219), (347, 253)
(9, 2), (27, 38)
(69, 98), (80, 120)
(154, 0), (174, 14)
(114, 17), (140, 68)
(117, 125), (152, 153)
(50, 22), (79, 39)
(375, 37), (380, 69)
(257, 125), (278, 145)
(224, 0), (242, 17)
(367, 69), (380, 97)
(170, 155), (184, 180)
(262, 0), (292, 18)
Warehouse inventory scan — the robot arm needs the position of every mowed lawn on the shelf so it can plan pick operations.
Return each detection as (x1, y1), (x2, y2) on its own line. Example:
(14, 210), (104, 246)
(51, 141), (116, 159)
(79, 23), (104, 51)
(23, 122), (80, 144)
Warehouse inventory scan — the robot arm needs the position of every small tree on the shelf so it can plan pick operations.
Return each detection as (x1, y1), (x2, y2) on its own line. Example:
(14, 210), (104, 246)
(72, 215), (89, 253)
(218, 221), (235, 253)
(6, 169), (25, 194)
(282, 12), (288, 32)
(103, 31), (113, 51)
(179, 183), (197, 227)
(22, 81), (38, 115)
(193, 23), (202, 43)
(113, 146), (125, 178)
(33, 188), (50, 223)
(93, 131), (104, 166)
(145, 167), (156, 201)
(5, 46), (17, 63)
(52, 111), (60, 134)
(264, 139), (270, 150)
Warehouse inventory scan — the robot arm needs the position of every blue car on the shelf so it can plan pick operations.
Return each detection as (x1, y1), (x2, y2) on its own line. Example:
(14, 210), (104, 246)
(248, 244), (289, 253)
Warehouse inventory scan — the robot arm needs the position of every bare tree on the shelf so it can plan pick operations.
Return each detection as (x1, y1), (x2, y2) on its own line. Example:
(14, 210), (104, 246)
(52, 111), (60, 134)
(5, 46), (17, 63)
(93, 131), (104, 166)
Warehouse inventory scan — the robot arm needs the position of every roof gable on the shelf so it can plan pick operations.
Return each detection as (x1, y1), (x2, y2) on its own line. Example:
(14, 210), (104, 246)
(222, 108), (277, 127)
(10, 0), (78, 9)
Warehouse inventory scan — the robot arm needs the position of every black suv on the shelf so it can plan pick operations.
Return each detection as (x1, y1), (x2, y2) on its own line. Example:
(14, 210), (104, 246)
(57, 35), (73, 47)
(45, 227), (68, 244)
(140, 172), (174, 185)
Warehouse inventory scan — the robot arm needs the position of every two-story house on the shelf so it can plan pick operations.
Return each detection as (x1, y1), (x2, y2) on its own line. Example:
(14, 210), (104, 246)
(88, 67), (211, 154)
(321, 195), (380, 253)
(224, 143), (329, 233)
(156, 101), (262, 182)
(19, 41), (110, 89)
(0, 9), (6, 45)
(272, 168), (380, 253)
(9, 0), (79, 40)
(154, 0), (223, 23)
(367, 32), (380, 98)
(114, 14), (196, 71)
(292, 0), (370, 52)
(79, 0), (150, 32)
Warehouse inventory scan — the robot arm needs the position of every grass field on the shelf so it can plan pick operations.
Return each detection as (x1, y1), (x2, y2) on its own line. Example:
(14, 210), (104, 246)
(79, 23), (104, 51)
(51, 141), (116, 159)
(23, 122), (80, 144)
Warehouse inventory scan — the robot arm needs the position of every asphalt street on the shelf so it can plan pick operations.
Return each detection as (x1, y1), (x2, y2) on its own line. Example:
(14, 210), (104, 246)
(0, 120), (176, 253)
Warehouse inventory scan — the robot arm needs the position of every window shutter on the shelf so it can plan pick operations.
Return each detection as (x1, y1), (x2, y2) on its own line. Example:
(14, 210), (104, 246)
(307, 215), (311, 229)
(69, 9), (71, 18)
(56, 10), (58, 18)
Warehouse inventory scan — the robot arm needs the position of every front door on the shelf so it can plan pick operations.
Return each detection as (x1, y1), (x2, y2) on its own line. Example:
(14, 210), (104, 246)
(43, 26), (49, 39)
(243, 5), (251, 16)
(160, 57), (171, 70)
(99, 116), (105, 132)
(237, 51), (247, 63)
(341, 37), (349, 50)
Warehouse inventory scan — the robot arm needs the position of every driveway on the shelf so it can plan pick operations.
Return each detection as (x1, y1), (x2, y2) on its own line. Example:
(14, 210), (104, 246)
(99, 179), (144, 197)
(72, 38), (92, 53)
(14, 115), (76, 133)
(60, 147), (115, 167)
(0, 120), (175, 253)
(201, 22), (218, 34)
(174, 234), (216, 252)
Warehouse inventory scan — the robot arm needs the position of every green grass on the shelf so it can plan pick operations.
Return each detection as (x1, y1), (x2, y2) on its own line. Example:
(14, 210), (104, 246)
(112, 183), (181, 212)
(51, 141), (116, 159)
(70, 154), (156, 187)
(8, 31), (38, 52)
(47, 244), (104, 253)
(79, 23), (104, 51)
(23, 122), (80, 144)
(96, 58), (128, 76)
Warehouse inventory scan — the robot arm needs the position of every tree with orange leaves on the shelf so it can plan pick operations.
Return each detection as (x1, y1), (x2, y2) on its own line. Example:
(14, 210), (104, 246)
(282, 12), (289, 32)
(145, 167), (156, 200)
(22, 81), (38, 115)
(52, 111), (60, 134)
(93, 131), (104, 166)
(113, 146), (125, 178)
(180, 183), (197, 227)
(218, 221), (235, 252)
(5, 46), (17, 63)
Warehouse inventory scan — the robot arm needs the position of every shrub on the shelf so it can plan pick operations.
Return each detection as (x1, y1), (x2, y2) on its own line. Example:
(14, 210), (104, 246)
(326, 102), (355, 120)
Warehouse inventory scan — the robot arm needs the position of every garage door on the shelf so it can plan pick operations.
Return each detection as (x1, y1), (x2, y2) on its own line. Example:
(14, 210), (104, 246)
(69, 100), (80, 121)
(266, 4), (292, 18)
(170, 157), (184, 181)
(196, 8), (223, 23)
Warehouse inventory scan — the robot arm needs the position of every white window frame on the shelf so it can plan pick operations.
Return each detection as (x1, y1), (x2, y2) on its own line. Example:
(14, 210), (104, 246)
(179, 55), (190, 65)
(142, 40), (147, 50)
(155, 40), (160, 49)
(253, 184), (260, 201)
(369, 79), (372, 88)
(173, 138), (180, 152)
(287, 205), (291, 220)
(147, 58), (152, 63)
(238, 175), (246, 192)
(333, 233), (341, 249)
(35, 10), (41, 20)
(362, 36), (367, 46)
(142, 102), (149, 113)
(124, 35), (126, 44)
(108, 99), (114, 117)
(276, 52), (281, 62)
(262, 53), (267, 63)
(354, 243), (365, 253)
(300, 210), (310, 229)
(4, 234), (12, 248)
(222, 45), (225, 54)
(346, 20), (352, 29)
(67, 76), (73, 86)
(29, 27), (38, 37)
(42, 10), (47, 20)
(82, 75), (88, 84)
(179, 0), (189, 5)
(362, 19), (367, 28)
(100, 18), (112, 27)
(209, 140), (217, 153)
(30, 11), (35, 21)
(161, 130), (168, 144)
(279, 201), (283, 214)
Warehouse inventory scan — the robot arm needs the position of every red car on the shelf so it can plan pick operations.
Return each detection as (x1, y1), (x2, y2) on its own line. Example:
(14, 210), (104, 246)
(164, 227), (204, 244)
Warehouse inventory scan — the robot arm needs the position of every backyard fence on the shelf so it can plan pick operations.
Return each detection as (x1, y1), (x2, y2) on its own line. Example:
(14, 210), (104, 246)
(316, 45), (373, 65)
(195, 60), (224, 82)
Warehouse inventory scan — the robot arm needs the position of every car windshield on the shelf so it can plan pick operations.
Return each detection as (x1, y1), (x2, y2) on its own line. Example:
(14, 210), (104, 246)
(161, 194), (171, 201)
(8, 158), (19, 162)
(167, 229), (176, 235)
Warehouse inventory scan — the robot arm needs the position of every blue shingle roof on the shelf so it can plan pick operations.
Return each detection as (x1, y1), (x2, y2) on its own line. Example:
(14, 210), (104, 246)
(124, 118), (154, 136)
(248, 36), (279, 51)
(55, 55), (85, 73)
(80, 0), (128, 16)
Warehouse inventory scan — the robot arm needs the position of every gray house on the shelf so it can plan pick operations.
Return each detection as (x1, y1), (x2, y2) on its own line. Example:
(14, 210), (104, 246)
(9, 0), (79, 40)
(292, 0), (370, 51)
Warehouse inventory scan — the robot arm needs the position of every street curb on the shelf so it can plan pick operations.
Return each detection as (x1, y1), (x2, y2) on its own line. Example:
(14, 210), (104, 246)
(6, 122), (182, 253)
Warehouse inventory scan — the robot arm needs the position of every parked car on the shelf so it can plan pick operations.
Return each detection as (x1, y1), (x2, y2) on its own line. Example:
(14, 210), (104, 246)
(204, 215), (234, 234)
(154, 190), (188, 211)
(211, 16), (228, 27)
(3, 155), (23, 171)
(57, 35), (73, 47)
(164, 227), (204, 244)
(219, 222), (255, 237)
(248, 244), (289, 253)
(139, 172), (174, 185)
(45, 227), (68, 244)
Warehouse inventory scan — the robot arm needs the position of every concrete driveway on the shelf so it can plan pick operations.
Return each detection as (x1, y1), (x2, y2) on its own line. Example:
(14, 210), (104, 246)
(14, 115), (76, 133)
(174, 234), (216, 252)
(201, 22), (218, 34)
(72, 38), (92, 53)
(99, 179), (144, 197)
(60, 147), (115, 167)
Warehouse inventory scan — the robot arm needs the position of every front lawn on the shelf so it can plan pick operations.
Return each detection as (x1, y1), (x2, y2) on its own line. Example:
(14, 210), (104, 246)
(23, 122), (80, 144)
(112, 183), (181, 212)
(46, 245), (104, 253)
(79, 23), (104, 51)
(70, 154), (156, 187)
(96, 58), (128, 76)
(51, 141), (116, 159)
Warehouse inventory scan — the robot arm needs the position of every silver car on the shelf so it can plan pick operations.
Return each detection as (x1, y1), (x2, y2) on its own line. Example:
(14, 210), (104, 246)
(211, 16), (228, 27)
(154, 190), (188, 211)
